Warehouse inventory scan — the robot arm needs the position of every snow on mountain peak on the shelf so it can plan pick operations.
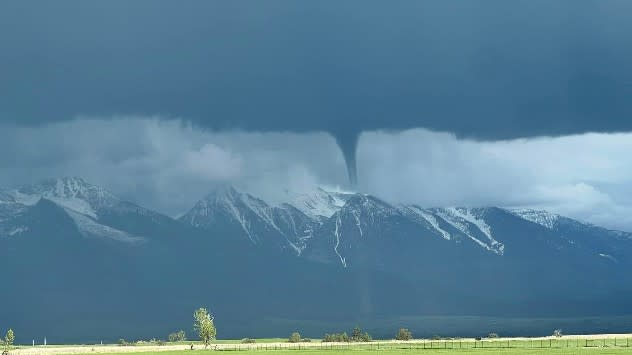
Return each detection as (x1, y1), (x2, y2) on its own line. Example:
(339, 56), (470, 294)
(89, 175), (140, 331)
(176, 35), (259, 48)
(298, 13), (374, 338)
(184, 185), (282, 245)
(509, 208), (561, 229)
(404, 206), (452, 240)
(184, 186), (239, 224)
(291, 187), (353, 219)
(429, 207), (505, 255)
(1, 178), (152, 243)
(11, 177), (119, 218)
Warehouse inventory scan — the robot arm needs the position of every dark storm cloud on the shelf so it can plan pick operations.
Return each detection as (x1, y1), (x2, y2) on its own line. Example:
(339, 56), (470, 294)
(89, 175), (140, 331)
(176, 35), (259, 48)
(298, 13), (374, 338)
(2, 1), (632, 182)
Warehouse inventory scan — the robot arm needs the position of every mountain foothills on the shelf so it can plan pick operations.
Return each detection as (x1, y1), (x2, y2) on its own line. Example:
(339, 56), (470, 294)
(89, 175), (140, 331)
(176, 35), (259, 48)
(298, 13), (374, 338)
(2, 178), (632, 342)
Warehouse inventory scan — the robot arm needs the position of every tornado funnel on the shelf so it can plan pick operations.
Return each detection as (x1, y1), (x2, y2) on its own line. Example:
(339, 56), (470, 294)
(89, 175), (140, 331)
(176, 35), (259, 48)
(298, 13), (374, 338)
(334, 130), (359, 188)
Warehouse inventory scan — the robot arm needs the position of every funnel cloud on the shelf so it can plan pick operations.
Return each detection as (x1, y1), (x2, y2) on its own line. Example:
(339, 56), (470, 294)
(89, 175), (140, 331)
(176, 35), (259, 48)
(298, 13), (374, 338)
(334, 131), (360, 187)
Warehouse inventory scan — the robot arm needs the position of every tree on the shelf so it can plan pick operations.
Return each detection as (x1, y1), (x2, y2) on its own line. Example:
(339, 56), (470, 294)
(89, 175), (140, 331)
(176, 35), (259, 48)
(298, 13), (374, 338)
(193, 308), (216, 348)
(288, 332), (302, 343)
(396, 328), (413, 341)
(361, 332), (372, 342)
(168, 330), (186, 342)
(3, 329), (15, 354)
(349, 326), (371, 342)
(341, 332), (349, 342)
(322, 332), (349, 343)
(351, 326), (362, 342)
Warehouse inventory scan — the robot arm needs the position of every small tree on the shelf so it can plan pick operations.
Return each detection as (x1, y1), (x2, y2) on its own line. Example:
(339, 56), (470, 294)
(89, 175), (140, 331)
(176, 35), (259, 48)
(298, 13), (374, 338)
(396, 328), (413, 341)
(351, 326), (362, 342)
(340, 332), (349, 343)
(288, 332), (302, 343)
(3, 329), (15, 353)
(193, 308), (216, 348)
(360, 332), (372, 342)
(323, 332), (350, 342)
(168, 330), (186, 342)
(553, 329), (563, 338)
(349, 326), (371, 342)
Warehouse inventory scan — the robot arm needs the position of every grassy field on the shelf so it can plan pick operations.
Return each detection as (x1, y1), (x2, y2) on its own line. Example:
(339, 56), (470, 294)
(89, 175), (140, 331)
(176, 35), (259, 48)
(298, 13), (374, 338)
(209, 339), (288, 344)
(11, 336), (632, 355)
(61, 349), (632, 355)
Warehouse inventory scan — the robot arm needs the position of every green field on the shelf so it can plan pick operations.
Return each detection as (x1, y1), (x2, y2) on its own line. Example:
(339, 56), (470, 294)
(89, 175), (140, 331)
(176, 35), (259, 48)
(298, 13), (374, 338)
(14, 338), (632, 355)
(72, 350), (632, 355)
(213, 339), (288, 344)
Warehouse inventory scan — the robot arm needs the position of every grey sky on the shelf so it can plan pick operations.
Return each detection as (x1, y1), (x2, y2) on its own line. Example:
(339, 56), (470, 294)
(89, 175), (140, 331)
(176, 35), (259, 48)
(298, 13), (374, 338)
(2, 1), (632, 183)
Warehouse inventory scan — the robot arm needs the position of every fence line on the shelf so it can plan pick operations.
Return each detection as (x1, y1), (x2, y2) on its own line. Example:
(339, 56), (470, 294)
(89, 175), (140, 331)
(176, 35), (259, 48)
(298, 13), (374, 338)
(11, 338), (632, 354)
(211, 338), (632, 351)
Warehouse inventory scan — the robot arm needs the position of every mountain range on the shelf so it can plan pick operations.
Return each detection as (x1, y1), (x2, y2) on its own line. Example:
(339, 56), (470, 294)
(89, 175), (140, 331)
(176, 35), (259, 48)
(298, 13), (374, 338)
(2, 177), (632, 342)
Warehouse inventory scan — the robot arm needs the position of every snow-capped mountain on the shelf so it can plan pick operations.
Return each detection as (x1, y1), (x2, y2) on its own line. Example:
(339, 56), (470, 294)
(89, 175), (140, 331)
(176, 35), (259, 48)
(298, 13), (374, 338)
(290, 187), (353, 219)
(509, 207), (632, 241)
(4, 179), (631, 267)
(181, 185), (632, 270)
(11, 177), (119, 218)
(0, 177), (179, 243)
(3, 178), (632, 341)
(180, 186), (318, 254)
(509, 208), (561, 229)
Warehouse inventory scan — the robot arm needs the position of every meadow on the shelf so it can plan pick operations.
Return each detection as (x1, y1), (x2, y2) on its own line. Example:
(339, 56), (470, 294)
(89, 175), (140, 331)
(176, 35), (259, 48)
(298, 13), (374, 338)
(31, 348), (632, 355)
(10, 337), (632, 355)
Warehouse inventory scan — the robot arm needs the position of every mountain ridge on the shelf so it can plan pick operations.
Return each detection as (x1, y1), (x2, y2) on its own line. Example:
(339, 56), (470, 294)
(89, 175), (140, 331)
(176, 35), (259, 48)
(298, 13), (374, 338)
(3, 178), (632, 341)
(3, 178), (631, 263)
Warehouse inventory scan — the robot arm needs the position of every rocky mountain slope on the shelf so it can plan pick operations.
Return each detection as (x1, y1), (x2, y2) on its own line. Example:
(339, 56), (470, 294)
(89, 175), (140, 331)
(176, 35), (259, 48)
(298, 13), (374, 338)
(2, 178), (632, 342)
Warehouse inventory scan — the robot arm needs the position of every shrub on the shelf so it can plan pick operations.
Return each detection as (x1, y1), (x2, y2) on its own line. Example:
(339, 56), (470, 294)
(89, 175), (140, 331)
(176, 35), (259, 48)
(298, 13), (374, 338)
(396, 328), (413, 341)
(288, 332), (302, 343)
(350, 326), (372, 342)
(361, 332), (372, 342)
(302, 338), (312, 343)
(322, 332), (349, 343)
(351, 326), (362, 341)
(118, 339), (131, 346)
(241, 338), (256, 344)
(168, 330), (186, 343)
(323, 329), (371, 343)
(553, 329), (563, 338)
(341, 332), (349, 342)
(488, 333), (499, 339)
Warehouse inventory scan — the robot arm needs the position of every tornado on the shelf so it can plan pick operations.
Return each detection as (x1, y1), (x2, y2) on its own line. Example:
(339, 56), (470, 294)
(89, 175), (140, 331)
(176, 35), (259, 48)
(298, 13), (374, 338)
(334, 130), (360, 188)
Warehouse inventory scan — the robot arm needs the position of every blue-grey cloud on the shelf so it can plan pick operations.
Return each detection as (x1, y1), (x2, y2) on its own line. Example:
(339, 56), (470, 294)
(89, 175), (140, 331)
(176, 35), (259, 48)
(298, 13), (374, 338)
(2, 119), (632, 231)
(2, 1), (632, 183)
